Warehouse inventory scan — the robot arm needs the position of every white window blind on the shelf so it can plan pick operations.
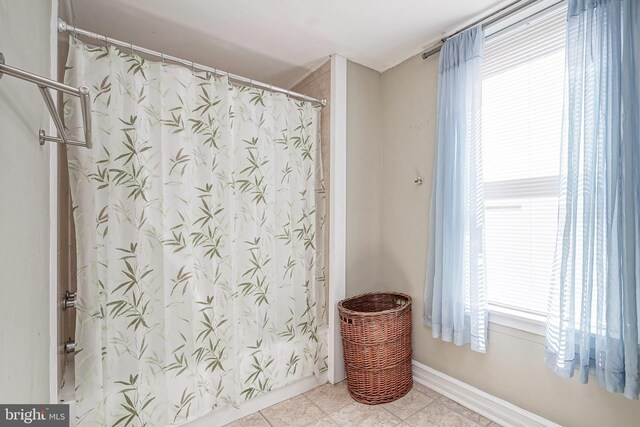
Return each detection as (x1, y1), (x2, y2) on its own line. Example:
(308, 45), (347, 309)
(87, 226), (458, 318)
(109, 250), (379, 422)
(482, 5), (566, 315)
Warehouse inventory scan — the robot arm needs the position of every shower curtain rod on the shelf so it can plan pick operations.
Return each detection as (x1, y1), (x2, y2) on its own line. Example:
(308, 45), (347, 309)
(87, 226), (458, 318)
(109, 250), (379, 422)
(421, 0), (562, 60)
(57, 19), (327, 108)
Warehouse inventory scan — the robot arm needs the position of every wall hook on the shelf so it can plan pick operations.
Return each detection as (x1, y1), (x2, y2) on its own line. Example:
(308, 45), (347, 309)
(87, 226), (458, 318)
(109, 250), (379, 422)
(414, 176), (423, 185)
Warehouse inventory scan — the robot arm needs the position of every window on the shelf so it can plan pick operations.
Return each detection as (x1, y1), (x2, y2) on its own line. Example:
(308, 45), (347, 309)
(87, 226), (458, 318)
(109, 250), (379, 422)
(482, 5), (566, 316)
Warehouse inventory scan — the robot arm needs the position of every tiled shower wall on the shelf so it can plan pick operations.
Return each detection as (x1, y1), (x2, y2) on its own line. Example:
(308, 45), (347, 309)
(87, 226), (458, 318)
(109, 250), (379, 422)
(57, 144), (76, 385)
(292, 59), (331, 312)
(57, 35), (76, 390)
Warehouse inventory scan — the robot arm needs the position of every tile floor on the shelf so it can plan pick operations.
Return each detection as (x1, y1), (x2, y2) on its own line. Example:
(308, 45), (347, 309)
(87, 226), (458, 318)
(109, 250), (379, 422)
(224, 382), (503, 427)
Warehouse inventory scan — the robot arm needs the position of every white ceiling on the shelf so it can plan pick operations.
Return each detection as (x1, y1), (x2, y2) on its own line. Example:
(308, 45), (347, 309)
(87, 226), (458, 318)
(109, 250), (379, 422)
(65, 0), (510, 88)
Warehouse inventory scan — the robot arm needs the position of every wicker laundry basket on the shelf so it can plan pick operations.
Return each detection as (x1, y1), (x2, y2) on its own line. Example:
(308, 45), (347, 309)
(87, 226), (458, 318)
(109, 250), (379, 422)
(337, 292), (412, 404)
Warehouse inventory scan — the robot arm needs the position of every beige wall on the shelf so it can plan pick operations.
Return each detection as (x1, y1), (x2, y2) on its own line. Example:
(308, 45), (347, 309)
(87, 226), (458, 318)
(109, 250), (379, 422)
(346, 61), (383, 297)
(0, 0), (56, 403)
(378, 52), (640, 427)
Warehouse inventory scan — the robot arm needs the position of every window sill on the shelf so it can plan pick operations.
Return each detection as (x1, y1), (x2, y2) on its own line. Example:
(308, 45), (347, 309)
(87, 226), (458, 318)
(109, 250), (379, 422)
(488, 305), (546, 336)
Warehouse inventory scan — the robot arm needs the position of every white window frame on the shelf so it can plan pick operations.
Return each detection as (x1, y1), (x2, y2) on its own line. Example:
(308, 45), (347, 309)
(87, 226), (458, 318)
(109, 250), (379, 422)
(483, 0), (566, 335)
(489, 305), (546, 336)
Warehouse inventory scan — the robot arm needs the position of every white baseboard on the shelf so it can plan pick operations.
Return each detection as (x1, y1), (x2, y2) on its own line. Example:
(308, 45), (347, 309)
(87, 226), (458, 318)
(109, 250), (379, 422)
(185, 373), (328, 427)
(412, 360), (560, 427)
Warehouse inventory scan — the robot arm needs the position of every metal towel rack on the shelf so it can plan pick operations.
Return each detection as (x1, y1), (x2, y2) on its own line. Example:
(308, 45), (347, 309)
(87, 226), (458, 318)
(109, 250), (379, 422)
(0, 52), (92, 148)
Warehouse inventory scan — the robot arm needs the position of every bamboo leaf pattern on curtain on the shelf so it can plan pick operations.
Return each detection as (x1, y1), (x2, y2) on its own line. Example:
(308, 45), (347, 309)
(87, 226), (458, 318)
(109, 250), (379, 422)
(64, 39), (327, 427)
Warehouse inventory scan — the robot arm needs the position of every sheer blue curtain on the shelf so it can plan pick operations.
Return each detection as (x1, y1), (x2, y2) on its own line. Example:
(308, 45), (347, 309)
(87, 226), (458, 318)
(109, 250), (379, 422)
(546, 0), (640, 399)
(425, 26), (488, 353)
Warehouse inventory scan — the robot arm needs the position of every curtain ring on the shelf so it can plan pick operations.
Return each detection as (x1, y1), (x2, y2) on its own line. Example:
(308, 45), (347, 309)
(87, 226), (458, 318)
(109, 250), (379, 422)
(73, 25), (78, 40)
(104, 35), (109, 49)
(130, 42), (135, 56)
(160, 52), (165, 66)
(191, 60), (195, 75)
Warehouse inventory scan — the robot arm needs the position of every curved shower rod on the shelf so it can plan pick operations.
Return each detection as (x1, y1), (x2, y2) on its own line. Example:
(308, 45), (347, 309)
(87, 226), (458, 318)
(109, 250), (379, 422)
(58, 20), (327, 108)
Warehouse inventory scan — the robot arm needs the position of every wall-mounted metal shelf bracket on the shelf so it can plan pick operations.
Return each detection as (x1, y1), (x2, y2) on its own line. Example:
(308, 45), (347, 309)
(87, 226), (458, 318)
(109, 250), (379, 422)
(0, 52), (92, 148)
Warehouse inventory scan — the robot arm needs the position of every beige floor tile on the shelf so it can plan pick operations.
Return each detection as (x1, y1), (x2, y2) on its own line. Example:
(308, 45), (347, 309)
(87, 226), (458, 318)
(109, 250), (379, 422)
(304, 381), (354, 414)
(439, 397), (491, 426)
(229, 383), (492, 427)
(381, 388), (436, 420)
(412, 382), (443, 400)
(328, 401), (402, 426)
(224, 412), (271, 427)
(261, 394), (325, 427)
(405, 401), (481, 427)
(305, 416), (339, 426)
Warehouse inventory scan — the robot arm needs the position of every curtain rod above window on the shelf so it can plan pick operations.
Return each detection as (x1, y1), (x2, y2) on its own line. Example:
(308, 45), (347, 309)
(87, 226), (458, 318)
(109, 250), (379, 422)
(57, 19), (327, 108)
(421, 0), (563, 60)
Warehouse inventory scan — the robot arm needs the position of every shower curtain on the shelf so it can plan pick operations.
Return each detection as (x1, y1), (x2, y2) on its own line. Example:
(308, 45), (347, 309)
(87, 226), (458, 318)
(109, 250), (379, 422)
(64, 39), (326, 426)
